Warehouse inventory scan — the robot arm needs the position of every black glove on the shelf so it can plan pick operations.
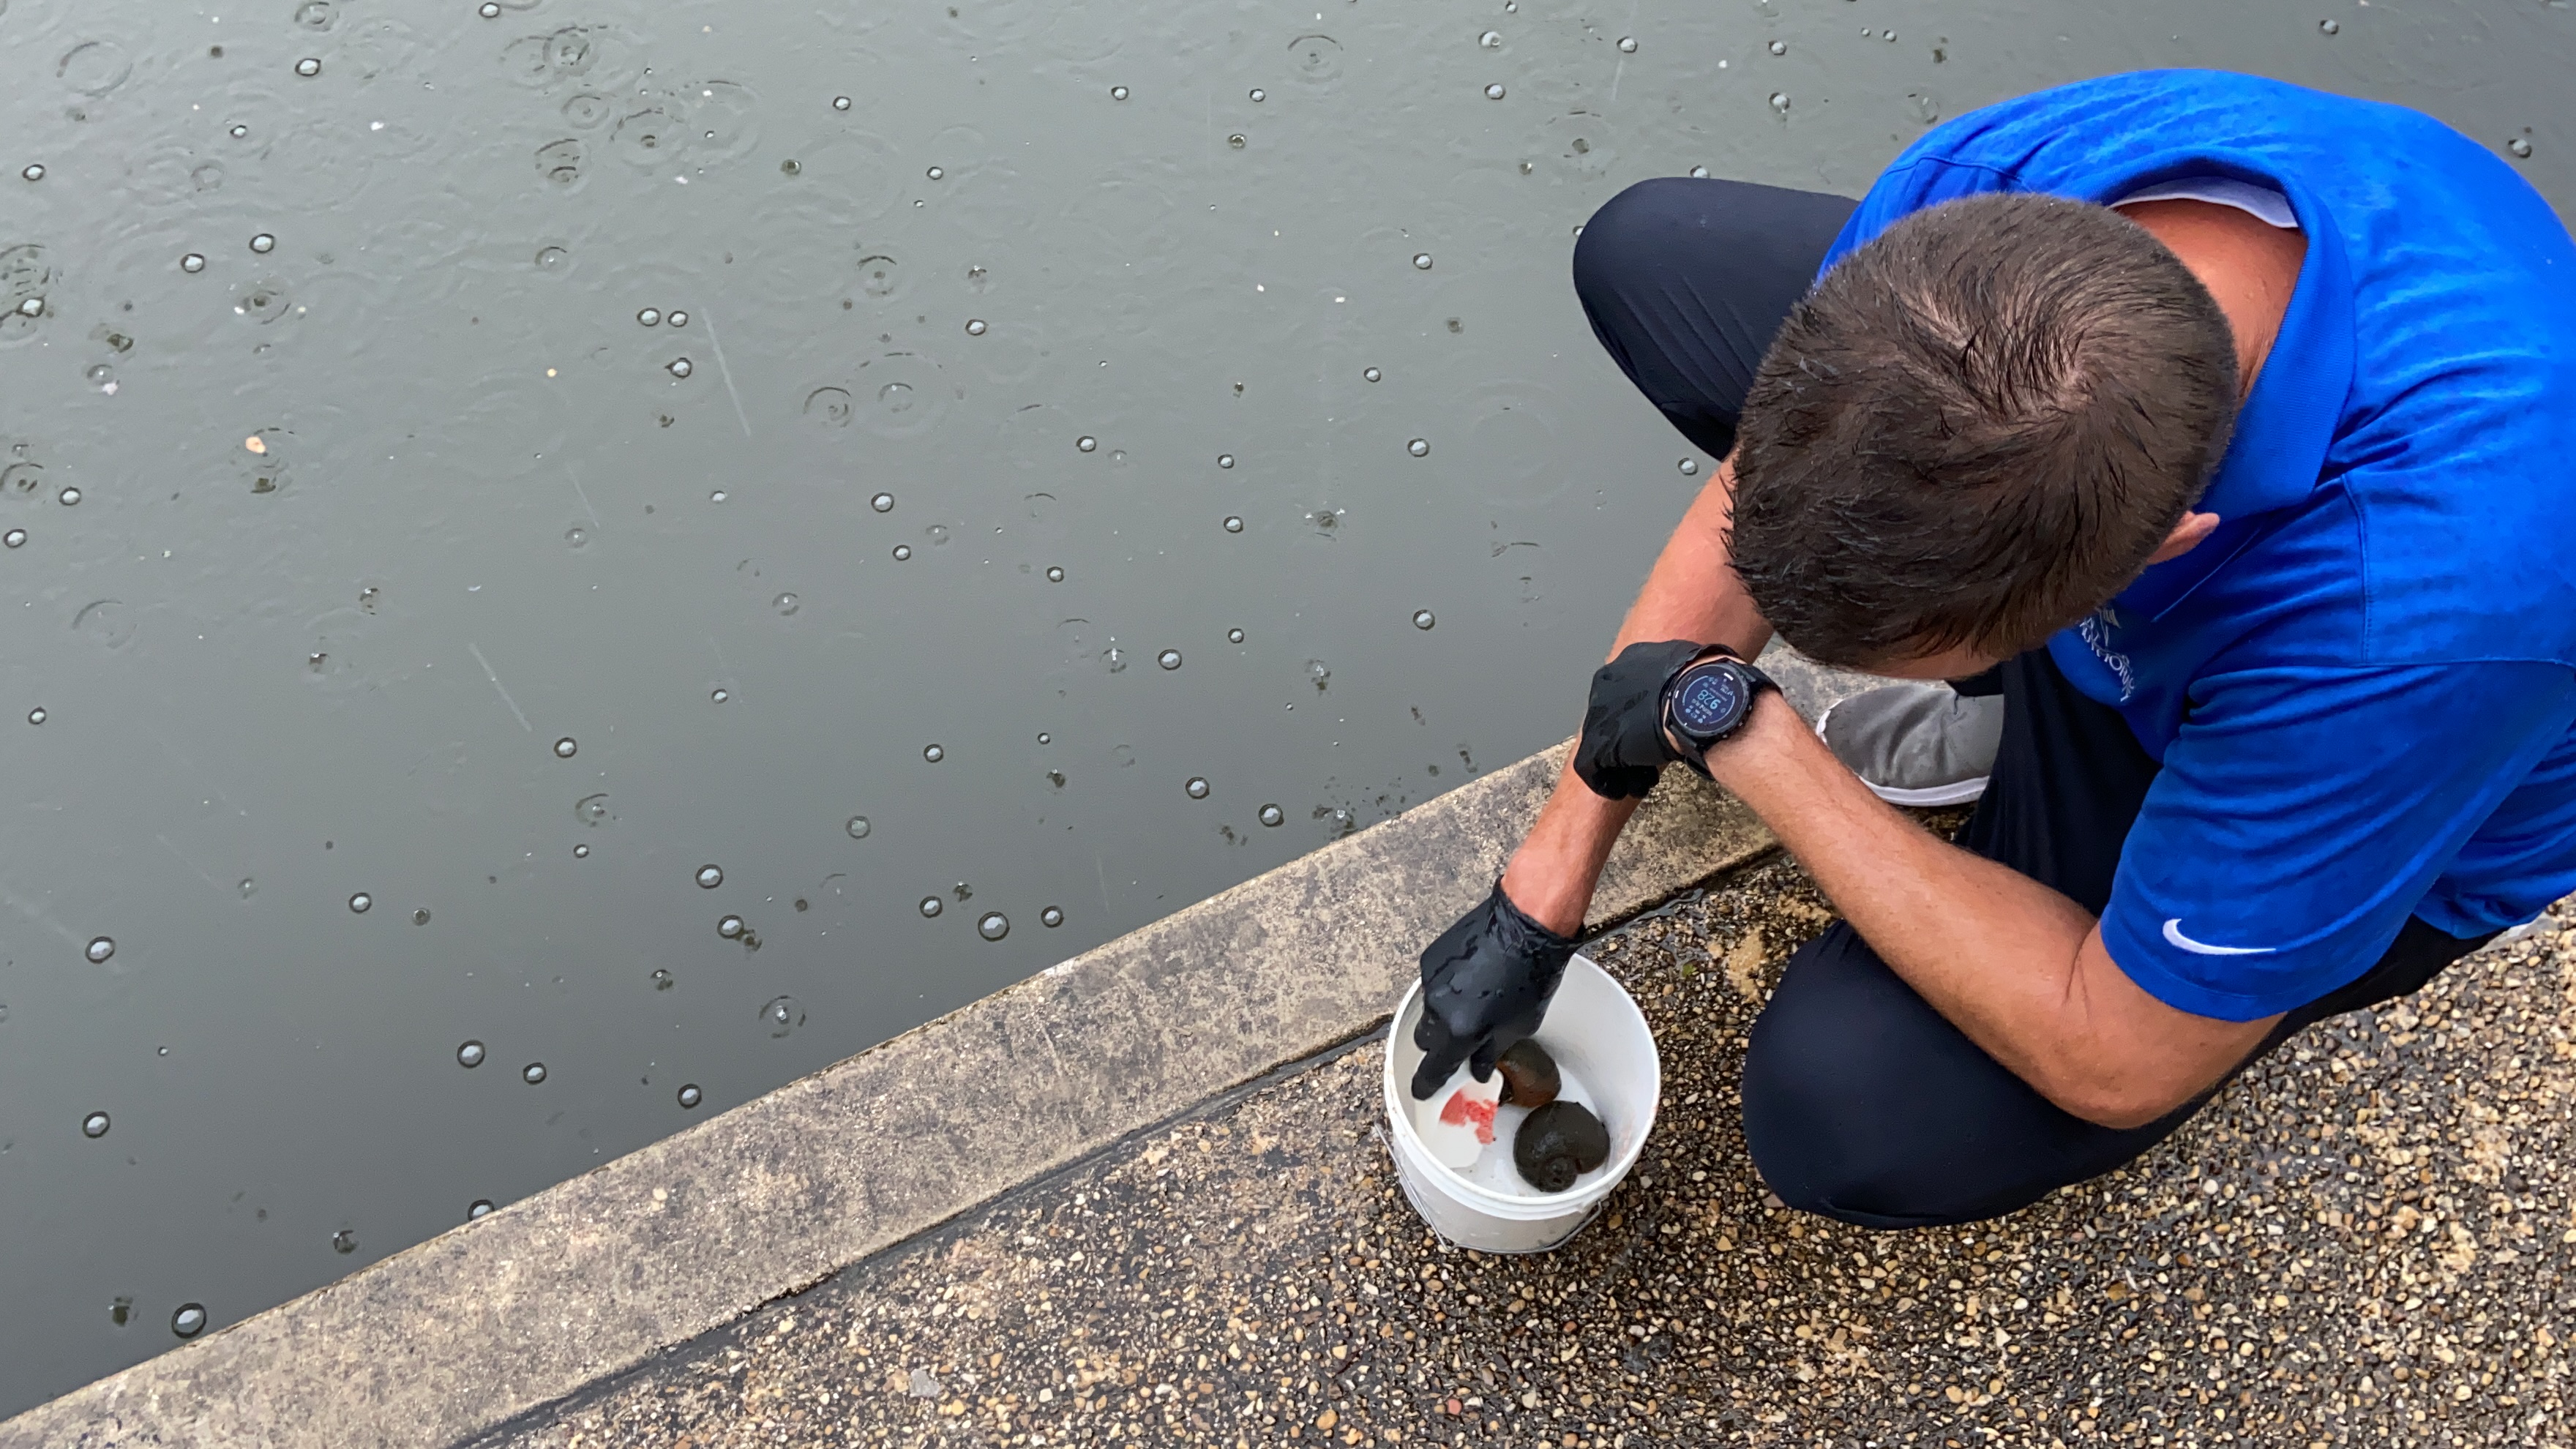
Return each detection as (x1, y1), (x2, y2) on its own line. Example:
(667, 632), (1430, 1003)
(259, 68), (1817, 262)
(1573, 640), (1705, 799)
(1409, 882), (1579, 1100)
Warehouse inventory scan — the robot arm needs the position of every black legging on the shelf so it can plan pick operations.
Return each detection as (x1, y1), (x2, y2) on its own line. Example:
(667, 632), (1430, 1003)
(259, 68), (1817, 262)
(1572, 176), (2496, 1228)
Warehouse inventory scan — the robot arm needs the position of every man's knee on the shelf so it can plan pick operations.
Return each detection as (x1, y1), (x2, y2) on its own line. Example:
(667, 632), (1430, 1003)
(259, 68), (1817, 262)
(1570, 177), (1708, 321)
(1740, 925), (2105, 1229)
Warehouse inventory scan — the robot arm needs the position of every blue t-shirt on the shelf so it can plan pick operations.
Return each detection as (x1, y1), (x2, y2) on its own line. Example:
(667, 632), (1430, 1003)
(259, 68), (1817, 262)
(1816, 70), (2576, 1020)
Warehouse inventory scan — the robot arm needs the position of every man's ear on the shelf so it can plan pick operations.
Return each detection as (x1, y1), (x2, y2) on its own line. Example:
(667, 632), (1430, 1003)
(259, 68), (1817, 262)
(2144, 510), (2222, 566)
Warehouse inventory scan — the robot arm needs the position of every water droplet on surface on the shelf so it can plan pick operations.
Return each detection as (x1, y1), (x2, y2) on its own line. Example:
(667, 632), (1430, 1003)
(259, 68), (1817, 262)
(710, 686), (728, 703)
(1769, 92), (1789, 111)
(918, 896), (943, 918)
(667, 357), (693, 378)
(564, 525), (588, 549)
(1249, 88), (1266, 102)
(457, 1041), (486, 1068)
(239, 878), (258, 899)
(965, 318), (986, 336)
(522, 1062), (547, 1085)
(1041, 905), (1065, 928)
(16, 297), (42, 318)
(1259, 804), (1286, 827)
(678, 1084), (703, 1108)
(833, 95), (851, 111)
(412, 908), (430, 925)
(1407, 438), (1431, 457)
(572, 842), (590, 859)
(1223, 516), (1244, 533)
(923, 743), (945, 763)
(846, 815), (872, 838)
(2319, 18), (2340, 33)
(1216, 453), (1235, 469)
(1480, 30), (1501, 47)
(761, 995), (805, 1037)
(26, 708), (44, 726)
(773, 592), (800, 616)
(710, 490), (727, 504)
(1619, 35), (1639, 52)
(535, 246), (569, 271)
(181, 252), (206, 274)
(348, 892), (371, 914)
(1768, 39), (1786, 54)
(891, 544), (913, 560)
(230, 124), (250, 138)
(250, 233), (276, 254)
(1679, 457), (1700, 476)
(86, 937), (114, 964)
(331, 1229), (358, 1255)
(1228, 628), (1246, 643)
(697, 865), (724, 889)
(172, 1304), (207, 1338)
(636, 307), (660, 326)
(1110, 83), (1130, 100)
(1045, 565), (1065, 582)
(83, 1112), (110, 1138)
(469, 1199), (495, 1218)
(2, 530), (21, 548)
(1413, 610), (1437, 630)
(1186, 776), (1211, 799)
(1076, 435), (1097, 452)
(1363, 367), (1382, 383)
(479, 1), (501, 15)
(1228, 134), (1246, 149)
(19, 165), (41, 182)
(976, 911), (1010, 941)
(870, 491), (895, 512)
(1412, 252), (1433, 270)
(2510, 137), (2534, 159)
(294, 57), (322, 78)
(554, 737), (578, 758)
(1486, 83), (1506, 100)
(110, 1297), (131, 1326)
(1158, 648), (1183, 670)
(649, 967), (673, 992)
(717, 915), (745, 939)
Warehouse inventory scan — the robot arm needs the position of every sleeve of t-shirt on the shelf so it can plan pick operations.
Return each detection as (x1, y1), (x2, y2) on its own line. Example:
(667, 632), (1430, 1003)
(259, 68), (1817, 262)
(2100, 660), (2576, 1020)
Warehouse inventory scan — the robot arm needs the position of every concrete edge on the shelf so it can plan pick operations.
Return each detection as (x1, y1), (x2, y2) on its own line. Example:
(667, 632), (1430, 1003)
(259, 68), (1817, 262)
(3, 742), (1774, 1449)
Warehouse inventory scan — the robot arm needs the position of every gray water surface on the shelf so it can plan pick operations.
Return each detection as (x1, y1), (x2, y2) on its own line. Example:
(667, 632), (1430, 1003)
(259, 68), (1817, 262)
(1, 0), (2569, 1416)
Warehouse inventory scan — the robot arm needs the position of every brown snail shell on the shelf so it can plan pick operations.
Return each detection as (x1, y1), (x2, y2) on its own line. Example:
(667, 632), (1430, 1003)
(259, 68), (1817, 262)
(1513, 1100), (1610, 1192)
(1495, 1038), (1560, 1108)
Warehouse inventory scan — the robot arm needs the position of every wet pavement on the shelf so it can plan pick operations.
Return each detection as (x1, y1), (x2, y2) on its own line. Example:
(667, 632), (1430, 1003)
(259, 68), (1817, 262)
(490, 850), (2576, 1449)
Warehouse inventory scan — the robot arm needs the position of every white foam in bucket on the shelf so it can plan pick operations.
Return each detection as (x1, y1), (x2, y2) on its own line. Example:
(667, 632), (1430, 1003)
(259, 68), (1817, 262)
(1382, 954), (1661, 1254)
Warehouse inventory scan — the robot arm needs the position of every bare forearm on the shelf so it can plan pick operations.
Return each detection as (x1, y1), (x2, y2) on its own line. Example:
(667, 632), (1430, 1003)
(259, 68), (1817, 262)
(1501, 462), (1770, 935)
(1707, 694), (2274, 1125)
(1712, 697), (2097, 1073)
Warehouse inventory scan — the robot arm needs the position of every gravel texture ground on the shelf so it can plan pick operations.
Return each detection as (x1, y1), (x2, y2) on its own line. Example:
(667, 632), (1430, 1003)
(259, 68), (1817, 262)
(488, 849), (2576, 1449)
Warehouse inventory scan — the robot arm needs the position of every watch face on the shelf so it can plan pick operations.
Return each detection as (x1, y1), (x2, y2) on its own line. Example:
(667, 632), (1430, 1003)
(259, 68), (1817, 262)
(1671, 665), (1745, 736)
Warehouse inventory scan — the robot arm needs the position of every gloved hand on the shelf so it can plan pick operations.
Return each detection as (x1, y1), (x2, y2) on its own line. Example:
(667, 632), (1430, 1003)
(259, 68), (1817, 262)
(1573, 640), (1706, 798)
(1409, 882), (1579, 1100)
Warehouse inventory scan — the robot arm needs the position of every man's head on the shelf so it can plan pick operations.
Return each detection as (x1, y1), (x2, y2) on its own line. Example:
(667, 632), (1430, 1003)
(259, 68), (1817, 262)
(1729, 192), (2240, 672)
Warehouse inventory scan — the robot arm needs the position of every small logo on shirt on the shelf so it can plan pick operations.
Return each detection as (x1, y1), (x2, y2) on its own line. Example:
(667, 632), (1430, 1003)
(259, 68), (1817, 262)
(2078, 607), (2136, 703)
(2162, 918), (2277, 957)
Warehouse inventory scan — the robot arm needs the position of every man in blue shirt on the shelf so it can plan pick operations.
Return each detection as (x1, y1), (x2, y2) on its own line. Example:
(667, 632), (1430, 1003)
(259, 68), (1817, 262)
(1410, 70), (2576, 1226)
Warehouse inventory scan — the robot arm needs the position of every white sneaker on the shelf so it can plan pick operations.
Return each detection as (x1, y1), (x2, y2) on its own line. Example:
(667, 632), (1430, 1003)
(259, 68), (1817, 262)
(1815, 681), (2004, 806)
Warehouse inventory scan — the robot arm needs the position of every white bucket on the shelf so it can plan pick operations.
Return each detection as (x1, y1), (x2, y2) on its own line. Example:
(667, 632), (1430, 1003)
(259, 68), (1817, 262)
(1381, 954), (1660, 1254)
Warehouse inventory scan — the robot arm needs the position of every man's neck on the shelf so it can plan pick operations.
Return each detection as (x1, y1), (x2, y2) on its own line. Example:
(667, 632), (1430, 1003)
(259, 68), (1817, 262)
(2113, 198), (2308, 399)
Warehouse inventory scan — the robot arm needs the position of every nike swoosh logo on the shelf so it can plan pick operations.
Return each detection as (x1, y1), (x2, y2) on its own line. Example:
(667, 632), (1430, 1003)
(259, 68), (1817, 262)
(2163, 918), (2277, 957)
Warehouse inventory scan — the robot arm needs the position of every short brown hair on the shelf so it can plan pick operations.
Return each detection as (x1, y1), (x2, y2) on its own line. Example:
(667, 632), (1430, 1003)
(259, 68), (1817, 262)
(1729, 192), (2239, 667)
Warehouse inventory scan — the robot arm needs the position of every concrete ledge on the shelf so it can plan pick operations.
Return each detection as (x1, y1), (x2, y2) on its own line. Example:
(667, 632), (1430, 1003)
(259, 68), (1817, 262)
(4, 744), (1772, 1449)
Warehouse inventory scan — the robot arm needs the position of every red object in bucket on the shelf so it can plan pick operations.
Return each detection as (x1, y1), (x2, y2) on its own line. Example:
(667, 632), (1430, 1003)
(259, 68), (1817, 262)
(1438, 1088), (1497, 1144)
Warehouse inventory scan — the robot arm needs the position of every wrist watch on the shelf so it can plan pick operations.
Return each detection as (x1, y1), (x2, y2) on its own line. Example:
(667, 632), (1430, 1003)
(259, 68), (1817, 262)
(1660, 647), (1779, 769)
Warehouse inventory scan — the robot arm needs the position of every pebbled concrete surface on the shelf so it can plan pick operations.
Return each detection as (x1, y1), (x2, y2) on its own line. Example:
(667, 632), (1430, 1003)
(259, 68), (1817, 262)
(1, 746), (1772, 1449)
(487, 850), (2576, 1449)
